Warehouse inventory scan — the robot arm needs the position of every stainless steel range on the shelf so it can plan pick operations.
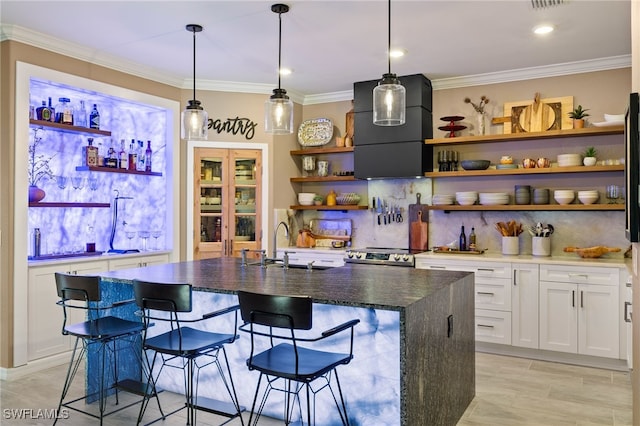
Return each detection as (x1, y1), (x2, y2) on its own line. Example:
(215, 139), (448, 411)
(344, 247), (417, 267)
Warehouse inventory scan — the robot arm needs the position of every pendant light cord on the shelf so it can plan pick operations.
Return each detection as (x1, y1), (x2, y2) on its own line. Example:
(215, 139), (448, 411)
(387, 0), (391, 75)
(277, 9), (283, 90)
(192, 28), (197, 102)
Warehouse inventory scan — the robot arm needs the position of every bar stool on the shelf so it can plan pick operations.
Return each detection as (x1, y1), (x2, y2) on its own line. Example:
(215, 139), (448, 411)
(237, 290), (360, 425)
(53, 272), (156, 425)
(133, 279), (244, 426)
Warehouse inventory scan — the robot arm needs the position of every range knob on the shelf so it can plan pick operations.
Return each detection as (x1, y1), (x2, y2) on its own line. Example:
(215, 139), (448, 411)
(393, 253), (401, 261)
(347, 251), (355, 258)
(402, 254), (410, 262)
(355, 251), (363, 259)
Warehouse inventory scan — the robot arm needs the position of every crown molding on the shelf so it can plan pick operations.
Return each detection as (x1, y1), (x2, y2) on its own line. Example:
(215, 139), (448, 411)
(2, 24), (631, 105)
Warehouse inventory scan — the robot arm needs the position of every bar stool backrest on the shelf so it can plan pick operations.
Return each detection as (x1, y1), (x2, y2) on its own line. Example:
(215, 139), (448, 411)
(133, 281), (192, 312)
(238, 292), (313, 330)
(55, 273), (101, 302)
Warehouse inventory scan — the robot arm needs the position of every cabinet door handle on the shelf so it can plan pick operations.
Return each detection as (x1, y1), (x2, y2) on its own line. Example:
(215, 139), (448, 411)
(572, 290), (576, 308)
(430, 266), (446, 270)
(224, 240), (227, 256)
(568, 273), (588, 280)
(624, 301), (632, 323)
(478, 268), (495, 272)
(580, 290), (584, 308)
(477, 324), (494, 328)
(477, 291), (495, 296)
(513, 270), (517, 286)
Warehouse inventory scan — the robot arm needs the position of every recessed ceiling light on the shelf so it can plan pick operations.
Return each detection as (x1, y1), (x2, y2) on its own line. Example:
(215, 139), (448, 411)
(279, 67), (292, 76)
(390, 48), (406, 58)
(533, 24), (554, 35)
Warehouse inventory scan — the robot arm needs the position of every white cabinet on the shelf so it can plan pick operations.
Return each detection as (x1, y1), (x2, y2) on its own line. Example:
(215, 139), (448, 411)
(539, 264), (619, 359)
(28, 259), (109, 361)
(108, 253), (170, 270)
(512, 263), (539, 349)
(415, 258), (512, 345)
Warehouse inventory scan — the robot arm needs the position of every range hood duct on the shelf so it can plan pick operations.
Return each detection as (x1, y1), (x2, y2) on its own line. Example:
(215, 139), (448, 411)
(353, 74), (433, 179)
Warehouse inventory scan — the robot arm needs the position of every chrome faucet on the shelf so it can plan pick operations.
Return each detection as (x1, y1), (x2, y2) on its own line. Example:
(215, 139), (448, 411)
(273, 221), (289, 259)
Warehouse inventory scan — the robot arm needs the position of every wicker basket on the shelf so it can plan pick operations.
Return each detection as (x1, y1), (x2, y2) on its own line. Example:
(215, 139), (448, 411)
(335, 193), (361, 205)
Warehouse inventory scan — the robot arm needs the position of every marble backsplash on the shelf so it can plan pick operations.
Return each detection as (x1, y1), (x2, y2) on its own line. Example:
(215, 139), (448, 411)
(276, 179), (629, 258)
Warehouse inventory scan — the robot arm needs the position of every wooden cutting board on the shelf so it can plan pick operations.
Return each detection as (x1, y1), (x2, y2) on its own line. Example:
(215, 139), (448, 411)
(409, 195), (429, 251)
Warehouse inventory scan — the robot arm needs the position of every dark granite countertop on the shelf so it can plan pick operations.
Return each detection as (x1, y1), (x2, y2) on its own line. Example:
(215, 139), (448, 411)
(100, 257), (472, 310)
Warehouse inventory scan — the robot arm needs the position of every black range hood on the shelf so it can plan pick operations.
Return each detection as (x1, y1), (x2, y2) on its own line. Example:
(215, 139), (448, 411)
(353, 74), (434, 179)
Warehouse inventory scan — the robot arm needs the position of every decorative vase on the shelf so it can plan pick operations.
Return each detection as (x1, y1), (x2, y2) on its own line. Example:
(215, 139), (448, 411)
(583, 156), (597, 166)
(28, 185), (45, 203)
(476, 112), (486, 136)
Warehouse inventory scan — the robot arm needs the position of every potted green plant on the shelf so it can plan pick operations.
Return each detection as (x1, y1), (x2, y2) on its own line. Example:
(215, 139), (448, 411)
(568, 105), (590, 129)
(583, 146), (597, 166)
(313, 195), (324, 206)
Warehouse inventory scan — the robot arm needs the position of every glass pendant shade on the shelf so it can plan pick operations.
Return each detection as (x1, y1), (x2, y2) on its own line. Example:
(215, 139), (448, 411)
(265, 88), (293, 134)
(373, 73), (406, 126)
(181, 100), (208, 140)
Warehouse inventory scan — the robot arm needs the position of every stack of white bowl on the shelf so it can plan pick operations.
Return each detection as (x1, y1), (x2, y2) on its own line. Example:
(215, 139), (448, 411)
(557, 153), (582, 167)
(553, 189), (575, 205)
(297, 192), (316, 206)
(432, 194), (454, 205)
(479, 192), (510, 205)
(455, 191), (478, 206)
(577, 190), (599, 205)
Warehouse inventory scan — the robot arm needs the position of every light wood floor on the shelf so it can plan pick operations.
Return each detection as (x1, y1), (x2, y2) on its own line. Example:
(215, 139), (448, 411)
(0, 352), (632, 425)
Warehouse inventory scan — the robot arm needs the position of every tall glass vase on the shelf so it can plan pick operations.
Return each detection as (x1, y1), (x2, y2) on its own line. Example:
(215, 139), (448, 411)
(476, 112), (486, 136)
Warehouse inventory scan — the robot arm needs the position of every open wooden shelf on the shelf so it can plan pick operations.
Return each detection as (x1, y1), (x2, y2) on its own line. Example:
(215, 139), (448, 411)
(29, 202), (110, 208)
(290, 146), (354, 155)
(425, 164), (624, 178)
(425, 125), (624, 146)
(427, 203), (624, 212)
(30, 119), (112, 137)
(290, 175), (358, 183)
(290, 205), (369, 211)
(75, 165), (162, 176)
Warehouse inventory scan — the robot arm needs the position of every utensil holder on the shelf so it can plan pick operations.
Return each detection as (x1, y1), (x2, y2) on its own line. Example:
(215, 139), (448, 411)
(532, 236), (551, 256)
(502, 236), (519, 255)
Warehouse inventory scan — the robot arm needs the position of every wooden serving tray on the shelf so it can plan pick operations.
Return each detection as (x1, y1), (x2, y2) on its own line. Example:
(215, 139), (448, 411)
(432, 249), (485, 255)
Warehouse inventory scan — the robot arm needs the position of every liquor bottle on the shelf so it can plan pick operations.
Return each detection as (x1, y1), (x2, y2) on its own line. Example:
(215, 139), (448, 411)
(33, 228), (41, 258)
(118, 139), (128, 169)
(145, 140), (153, 172)
(469, 227), (477, 251)
(214, 218), (222, 242)
(36, 101), (52, 121)
(136, 140), (145, 171)
(128, 140), (137, 171)
(47, 97), (55, 122)
(89, 104), (100, 129)
(459, 225), (467, 251)
(82, 137), (99, 166)
(55, 97), (73, 125)
(106, 139), (118, 168)
(76, 100), (88, 127)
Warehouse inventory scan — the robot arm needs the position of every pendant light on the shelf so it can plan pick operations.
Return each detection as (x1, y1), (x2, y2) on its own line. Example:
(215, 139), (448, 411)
(265, 3), (294, 134)
(373, 0), (405, 126)
(181, 24), (208, 140)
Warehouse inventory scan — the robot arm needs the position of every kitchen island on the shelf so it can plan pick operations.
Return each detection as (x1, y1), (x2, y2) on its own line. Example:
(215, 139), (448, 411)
(99, 258), (475, 425)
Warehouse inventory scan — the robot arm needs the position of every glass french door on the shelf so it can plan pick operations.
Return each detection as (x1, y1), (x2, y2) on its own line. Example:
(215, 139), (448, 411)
(194, 148), (262, 260)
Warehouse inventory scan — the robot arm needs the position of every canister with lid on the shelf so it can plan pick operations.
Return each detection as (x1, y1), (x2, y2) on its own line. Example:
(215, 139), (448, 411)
(55, 97), (74, 125)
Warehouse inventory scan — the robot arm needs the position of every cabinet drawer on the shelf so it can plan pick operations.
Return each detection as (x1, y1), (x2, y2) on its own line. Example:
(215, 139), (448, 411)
(475, 278), (511, 311)
(475, 309), (511, 345)
(540, 264), (619, 286)
(417, 259), (511, 279)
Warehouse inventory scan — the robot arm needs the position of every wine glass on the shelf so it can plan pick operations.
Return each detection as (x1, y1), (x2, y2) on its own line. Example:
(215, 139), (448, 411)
(125, 230), (136, 250)
(87, 175), (99, 202)
(138, 230), (150, 252)
(56, 175), (68, 199)
(151, 230), (162, 250)
(71, 176), (84, 202)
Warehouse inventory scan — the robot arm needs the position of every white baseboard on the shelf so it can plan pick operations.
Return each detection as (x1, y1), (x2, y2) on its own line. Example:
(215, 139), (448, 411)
(0, 352), (71, 381)
(477, 342), (629, 372)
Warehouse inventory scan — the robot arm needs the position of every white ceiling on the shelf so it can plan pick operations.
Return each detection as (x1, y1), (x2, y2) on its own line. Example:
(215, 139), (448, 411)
(0, 1), (632, 101)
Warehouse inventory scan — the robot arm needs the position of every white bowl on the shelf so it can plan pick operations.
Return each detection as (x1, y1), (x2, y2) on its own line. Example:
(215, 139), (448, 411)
(455, 191), (478, 197)
(297, 193), (316, 205)
(456, 198), (477, 206)
(578, 194), (599, 205)
(605, 113), (625, 122)
(554, 190), (575, 205)
(557, 154), (582, 167)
